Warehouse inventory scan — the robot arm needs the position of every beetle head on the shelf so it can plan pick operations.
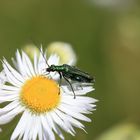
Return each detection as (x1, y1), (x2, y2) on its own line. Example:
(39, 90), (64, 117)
(46, 65), (55, 72)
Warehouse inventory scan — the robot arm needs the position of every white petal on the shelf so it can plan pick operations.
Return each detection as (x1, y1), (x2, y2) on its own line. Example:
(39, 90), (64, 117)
(41, 116), (55, 140)
(1, 85), (19, 91)
(37, 52), (47, 74)
(48, 54), (59, 65)
(62, 96), (97, 104)
(0, 70), (7, 85)
(73, 96), (97, 103)
(3, 63), (22, 87)
(3, 59), (24, 83)
(11, 57), (18, 70)
(0, 94), (18, 103)
(0, 90), (19, 96)
(61, 86), (94, 96)
(55, 109), (76, 135)
(0, 100), (19, 115)
(38, 117), (43, 140)
(51, 72), (60, 80)
(46, 113), (64, 140)
(49, 111), (66, 131)
(16, 50), (28, 79)
(34, 52), (38, 74)
(50, 111), (74, 135)
(60, 102), (93, 114)
(58, 104), (91, 122)
(67, 116), (85, 131)
(32, 116), (40, 140)
(0, 106), (23, 125)
(11, 111), (28, 140)
(28, 114), (36, 140)
(22, 51), (35, 76)
(22, 113), (33, 140)
(22, 51), (33, 77)
(55, 109), (86, 132)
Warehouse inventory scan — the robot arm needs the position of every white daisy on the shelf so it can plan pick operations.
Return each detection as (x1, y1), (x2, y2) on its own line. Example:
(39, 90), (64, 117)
(47, 42), (77, 65)
(0, 49), (96, 140)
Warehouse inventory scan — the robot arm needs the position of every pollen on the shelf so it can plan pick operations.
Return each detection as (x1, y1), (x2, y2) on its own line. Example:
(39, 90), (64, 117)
(20, 76), (60, 114)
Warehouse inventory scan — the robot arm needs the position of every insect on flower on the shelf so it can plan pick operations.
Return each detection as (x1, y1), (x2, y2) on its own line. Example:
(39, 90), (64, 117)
(40, 48), (95, 99)
(0, 49), (96, 140)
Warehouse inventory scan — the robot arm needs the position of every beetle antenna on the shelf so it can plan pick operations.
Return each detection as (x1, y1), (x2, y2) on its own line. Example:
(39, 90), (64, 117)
(38, 45), (53, 79)
(38, 45), (50, 67)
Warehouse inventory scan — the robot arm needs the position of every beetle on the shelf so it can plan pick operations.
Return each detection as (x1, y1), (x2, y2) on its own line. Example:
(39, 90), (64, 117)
(39, 48), (95, 99)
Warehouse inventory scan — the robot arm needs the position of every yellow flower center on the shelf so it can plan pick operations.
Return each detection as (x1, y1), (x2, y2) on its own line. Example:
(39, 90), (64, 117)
(20, 76), (60, 114)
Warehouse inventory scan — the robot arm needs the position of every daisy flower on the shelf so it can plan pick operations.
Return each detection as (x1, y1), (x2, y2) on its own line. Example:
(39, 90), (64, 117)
(47, 42), (77, 65)
(0, 49), (96, 140)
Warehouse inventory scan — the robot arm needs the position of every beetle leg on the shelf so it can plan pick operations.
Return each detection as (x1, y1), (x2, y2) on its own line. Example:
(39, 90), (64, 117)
(58, 72), (62, 95)
(63, 76), (76, 99)
(58, 72), (62, 86)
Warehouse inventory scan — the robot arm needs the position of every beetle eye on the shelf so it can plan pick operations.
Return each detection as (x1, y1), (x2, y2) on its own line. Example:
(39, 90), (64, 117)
(51, 65), (55, 67)
(50, 65), (55, 70)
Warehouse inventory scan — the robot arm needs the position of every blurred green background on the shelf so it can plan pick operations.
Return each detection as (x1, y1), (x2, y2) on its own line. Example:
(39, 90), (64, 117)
(0, 0), (140, 140)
